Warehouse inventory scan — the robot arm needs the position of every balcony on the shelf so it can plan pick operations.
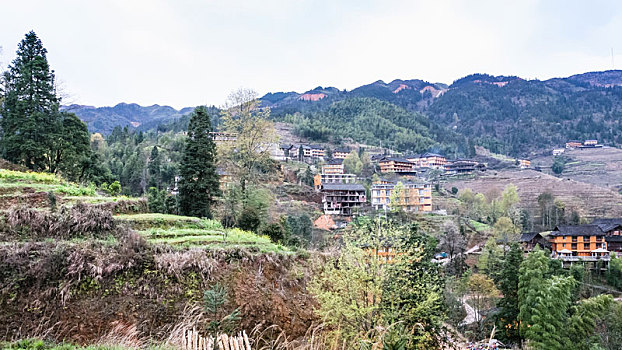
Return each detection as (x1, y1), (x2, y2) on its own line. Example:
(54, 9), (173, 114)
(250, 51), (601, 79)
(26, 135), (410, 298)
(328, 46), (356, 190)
(556, 255), (610, 262)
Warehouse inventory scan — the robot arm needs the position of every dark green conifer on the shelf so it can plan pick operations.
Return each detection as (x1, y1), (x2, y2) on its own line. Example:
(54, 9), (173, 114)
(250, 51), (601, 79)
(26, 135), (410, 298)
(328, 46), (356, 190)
(1, 31), (60, 170)
(178, 106), (220, 218)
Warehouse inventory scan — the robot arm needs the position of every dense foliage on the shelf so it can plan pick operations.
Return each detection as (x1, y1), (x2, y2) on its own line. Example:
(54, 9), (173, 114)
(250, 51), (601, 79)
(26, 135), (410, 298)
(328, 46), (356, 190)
(427, 75), (622, 156)
(282, 97), (472, 157)
(0, 31), (106, 183)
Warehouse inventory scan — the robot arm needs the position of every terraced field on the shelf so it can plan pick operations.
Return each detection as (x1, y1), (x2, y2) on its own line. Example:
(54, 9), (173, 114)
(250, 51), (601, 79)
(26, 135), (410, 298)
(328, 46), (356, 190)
(531, 147), (622, 191)
(0, 169), (146, 212)
(112, 213), (292, 253)
(445, 169), (622, 220)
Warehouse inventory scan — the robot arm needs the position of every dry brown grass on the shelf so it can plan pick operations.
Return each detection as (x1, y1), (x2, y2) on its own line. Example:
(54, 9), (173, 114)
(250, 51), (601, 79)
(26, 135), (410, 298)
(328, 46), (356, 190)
(3, 203), (116, 240)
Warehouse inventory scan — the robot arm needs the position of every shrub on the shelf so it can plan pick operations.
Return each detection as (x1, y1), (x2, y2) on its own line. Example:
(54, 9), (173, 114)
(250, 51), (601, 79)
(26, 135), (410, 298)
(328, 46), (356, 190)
(451, 186), (459, 195)
(238, 207), (261, 233)
(108, 181), (122, 196)
(261, 222), (286, 243)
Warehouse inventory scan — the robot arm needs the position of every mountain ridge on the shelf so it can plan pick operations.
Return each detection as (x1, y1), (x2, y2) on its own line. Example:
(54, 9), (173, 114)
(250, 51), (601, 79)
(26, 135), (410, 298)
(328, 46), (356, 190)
(66, 70), (622, 157)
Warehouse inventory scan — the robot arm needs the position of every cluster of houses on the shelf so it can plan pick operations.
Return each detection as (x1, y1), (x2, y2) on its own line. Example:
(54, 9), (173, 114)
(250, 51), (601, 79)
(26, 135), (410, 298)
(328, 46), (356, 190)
(374, 153), (487, 176)
(311, 156), (434, 217)
(520, 218), (622, 267)
(552, 139), (604, 156)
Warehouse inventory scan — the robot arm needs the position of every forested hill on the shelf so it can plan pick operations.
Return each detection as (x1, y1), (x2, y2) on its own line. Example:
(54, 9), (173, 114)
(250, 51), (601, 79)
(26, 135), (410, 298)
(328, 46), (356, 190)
(62, 103), (195, 134)
(426, 71), (622, 156)
(264, 70), (622, 156)
(67, 70), (622, 157)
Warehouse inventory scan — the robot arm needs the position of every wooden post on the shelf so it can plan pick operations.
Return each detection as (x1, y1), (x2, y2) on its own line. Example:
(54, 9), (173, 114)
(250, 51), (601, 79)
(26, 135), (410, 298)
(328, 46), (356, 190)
(243, 330), (251, 350)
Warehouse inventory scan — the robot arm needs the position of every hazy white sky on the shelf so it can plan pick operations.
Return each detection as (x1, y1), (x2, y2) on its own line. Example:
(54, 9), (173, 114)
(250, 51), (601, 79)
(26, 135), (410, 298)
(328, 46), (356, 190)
(2, 0), (622, 108)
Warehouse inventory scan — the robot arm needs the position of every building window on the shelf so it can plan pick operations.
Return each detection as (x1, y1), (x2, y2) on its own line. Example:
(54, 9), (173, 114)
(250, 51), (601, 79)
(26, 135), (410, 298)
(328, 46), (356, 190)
(583, 243), (590, 250)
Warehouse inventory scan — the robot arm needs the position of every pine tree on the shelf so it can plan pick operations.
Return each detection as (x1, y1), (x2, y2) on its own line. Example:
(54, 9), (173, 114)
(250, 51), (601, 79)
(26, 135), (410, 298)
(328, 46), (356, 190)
(148, 145), (161, 189)
(1, 31), (100, 182)
(1, 31), (60, 170)
(178, 106), (220, 218)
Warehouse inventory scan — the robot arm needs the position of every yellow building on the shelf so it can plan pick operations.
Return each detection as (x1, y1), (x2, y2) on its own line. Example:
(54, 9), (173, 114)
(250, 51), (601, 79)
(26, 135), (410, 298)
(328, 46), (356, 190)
(322, 159), (345, 174)
(371, 181), (432, 212)
(333, 148), (351, 159)
(378, 157), (415, 173)
(406, 153), (447, 169)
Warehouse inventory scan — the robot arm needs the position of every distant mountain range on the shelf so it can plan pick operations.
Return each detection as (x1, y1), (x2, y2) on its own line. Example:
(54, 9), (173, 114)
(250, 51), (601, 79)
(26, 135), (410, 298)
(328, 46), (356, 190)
(67, 70), (622, 156)
(62, 103), (196, 134)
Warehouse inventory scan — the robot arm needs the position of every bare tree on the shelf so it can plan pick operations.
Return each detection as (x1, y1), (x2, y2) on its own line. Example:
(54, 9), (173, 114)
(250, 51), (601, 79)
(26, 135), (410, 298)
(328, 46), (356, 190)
(440, 220), (466, 259)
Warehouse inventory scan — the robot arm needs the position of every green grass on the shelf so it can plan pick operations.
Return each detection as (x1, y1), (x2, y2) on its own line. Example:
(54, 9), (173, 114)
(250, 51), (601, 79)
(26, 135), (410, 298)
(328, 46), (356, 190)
(0, 169), (60, 184)
(114, 214), (224, 230)
(141, 227), (293, 254)
(0, 179), (96, 197)
(469, 220), (492, 232)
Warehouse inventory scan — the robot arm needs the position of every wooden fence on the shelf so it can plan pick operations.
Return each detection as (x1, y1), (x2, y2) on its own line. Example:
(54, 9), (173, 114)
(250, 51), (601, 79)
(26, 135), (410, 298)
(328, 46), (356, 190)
(182, 328), (252, 350)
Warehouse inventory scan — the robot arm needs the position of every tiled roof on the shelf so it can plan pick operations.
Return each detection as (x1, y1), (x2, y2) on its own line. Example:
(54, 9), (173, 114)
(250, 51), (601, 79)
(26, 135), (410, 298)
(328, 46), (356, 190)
(519, 232), (542, 242)
(592, 218), (622, 232)
(550, 225), (606, 236)
(326, 159), (344, 165)
(379, 157), (412, 164)
(422, 152), (444, 158)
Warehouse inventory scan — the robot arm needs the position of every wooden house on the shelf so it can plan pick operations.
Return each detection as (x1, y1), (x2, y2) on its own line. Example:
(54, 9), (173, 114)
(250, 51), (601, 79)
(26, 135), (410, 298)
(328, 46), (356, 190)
(322, 159), (345, 175)
(321, 183), (367, 216)
(333, 148), (351, 159)
(592, 218), (622, 253)
(378, 157), (415, 173)
(549, 225), (608, 258)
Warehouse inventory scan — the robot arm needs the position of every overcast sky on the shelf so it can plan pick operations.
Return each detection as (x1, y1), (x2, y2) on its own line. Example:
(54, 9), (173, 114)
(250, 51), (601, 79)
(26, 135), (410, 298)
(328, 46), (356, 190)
(2, 0), (622, 109)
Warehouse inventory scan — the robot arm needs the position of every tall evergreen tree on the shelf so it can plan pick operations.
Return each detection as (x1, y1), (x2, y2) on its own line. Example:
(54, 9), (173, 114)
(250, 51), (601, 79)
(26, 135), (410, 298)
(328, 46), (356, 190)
(1, 31), (60, 170)
(496, 243), (523, 344)
(178, 106), (220, 218)
(148, 145), (161, 189)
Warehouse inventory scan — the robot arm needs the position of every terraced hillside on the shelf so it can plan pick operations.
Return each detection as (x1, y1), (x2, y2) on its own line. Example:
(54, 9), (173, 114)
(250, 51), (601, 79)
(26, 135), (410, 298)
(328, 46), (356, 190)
(0, 167), (312, 346)
(0, 169), (147, 213)
(532, 147), (622, 191)
(444, 169), (622, 220)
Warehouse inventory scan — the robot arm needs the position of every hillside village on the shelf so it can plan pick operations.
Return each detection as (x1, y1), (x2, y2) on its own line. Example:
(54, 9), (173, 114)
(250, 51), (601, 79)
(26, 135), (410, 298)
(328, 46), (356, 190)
(4, 28), (622, 350)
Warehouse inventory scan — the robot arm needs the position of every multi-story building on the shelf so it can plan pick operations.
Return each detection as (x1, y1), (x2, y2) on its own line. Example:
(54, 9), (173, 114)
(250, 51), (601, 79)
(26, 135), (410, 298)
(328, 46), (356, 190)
(302, 145), (325, 159)
(378, 157), (415, 173)
(321, 183), (367, 216)
(333, 148), (351, 159)
(406, 153), (447, 169)
(566, 140), (582, 149)
(371, 182), (432, 212)
(322, 159), (344, 175)
(444, 159), (485, 175)
(549, 225), (608, 259)
(592, 218), (622, 253)
(314, 173), (357, 191)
